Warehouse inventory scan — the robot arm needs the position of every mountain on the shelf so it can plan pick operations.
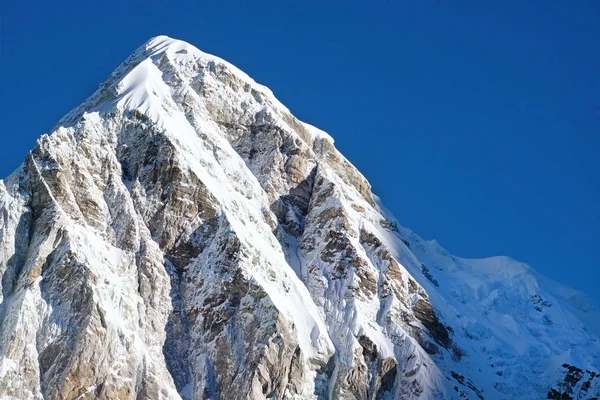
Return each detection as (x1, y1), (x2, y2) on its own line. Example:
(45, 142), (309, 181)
(0, 36), (598, 400)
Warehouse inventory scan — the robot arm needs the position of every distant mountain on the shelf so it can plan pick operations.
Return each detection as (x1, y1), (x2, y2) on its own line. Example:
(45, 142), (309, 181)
(0, 36), (598, 400)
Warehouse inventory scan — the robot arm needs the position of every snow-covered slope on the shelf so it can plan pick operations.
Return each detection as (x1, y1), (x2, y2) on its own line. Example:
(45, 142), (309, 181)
(0, 35), (598, 400)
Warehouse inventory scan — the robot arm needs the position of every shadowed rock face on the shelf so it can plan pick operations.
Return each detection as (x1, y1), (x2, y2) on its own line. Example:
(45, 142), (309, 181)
(546, 364), (600, 400)
(1, 35), (599, 400)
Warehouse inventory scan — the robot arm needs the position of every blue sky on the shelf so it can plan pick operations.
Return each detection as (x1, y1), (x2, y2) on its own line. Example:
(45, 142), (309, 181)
(1, 1), (598, 304)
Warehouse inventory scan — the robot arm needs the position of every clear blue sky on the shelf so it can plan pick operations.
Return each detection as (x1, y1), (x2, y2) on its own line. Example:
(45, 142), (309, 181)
(1, 1), (598, 305)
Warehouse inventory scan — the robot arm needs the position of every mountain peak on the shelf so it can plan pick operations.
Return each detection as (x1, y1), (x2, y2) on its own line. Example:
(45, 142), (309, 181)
(143, 34), (183, 50)
(141, 35), (213, 62)
(57, 35), (334, 147)
(1, 36), (598, 400)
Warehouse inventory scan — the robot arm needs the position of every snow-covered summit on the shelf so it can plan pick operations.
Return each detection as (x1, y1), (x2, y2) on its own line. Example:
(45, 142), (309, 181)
(57, 35), (333, 146)
(0, 36), (598, 400)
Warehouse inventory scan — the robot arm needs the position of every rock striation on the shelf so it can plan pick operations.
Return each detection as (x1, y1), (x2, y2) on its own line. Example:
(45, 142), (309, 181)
(0, 36), (598, 399)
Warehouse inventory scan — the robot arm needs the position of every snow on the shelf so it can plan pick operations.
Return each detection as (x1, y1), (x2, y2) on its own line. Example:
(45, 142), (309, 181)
(0, 359), (16, 380)
(0, 34), (598, 399)
(302, 121), (335, 143)
(74, 386), (97, 400)
(374, 206), (600, 397)
(112, 58), (171, 121)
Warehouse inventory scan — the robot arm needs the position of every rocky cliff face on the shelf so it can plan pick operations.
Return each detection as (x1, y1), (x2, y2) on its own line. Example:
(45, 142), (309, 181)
(0, 36), (598, 400)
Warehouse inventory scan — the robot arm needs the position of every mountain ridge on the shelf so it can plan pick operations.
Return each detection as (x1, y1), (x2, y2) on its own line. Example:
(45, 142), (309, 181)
(0, 35), (598, 400)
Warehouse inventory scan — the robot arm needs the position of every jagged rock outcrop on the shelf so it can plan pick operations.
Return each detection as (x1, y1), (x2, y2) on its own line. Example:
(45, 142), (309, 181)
(1, 36), (599, 400)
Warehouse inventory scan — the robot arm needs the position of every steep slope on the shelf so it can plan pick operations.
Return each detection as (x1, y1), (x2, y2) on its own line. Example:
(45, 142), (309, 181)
(0, 36), (598, 400)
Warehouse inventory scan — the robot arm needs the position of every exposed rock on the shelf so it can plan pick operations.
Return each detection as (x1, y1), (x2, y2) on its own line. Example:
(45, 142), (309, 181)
(1, 35), (599, 400)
